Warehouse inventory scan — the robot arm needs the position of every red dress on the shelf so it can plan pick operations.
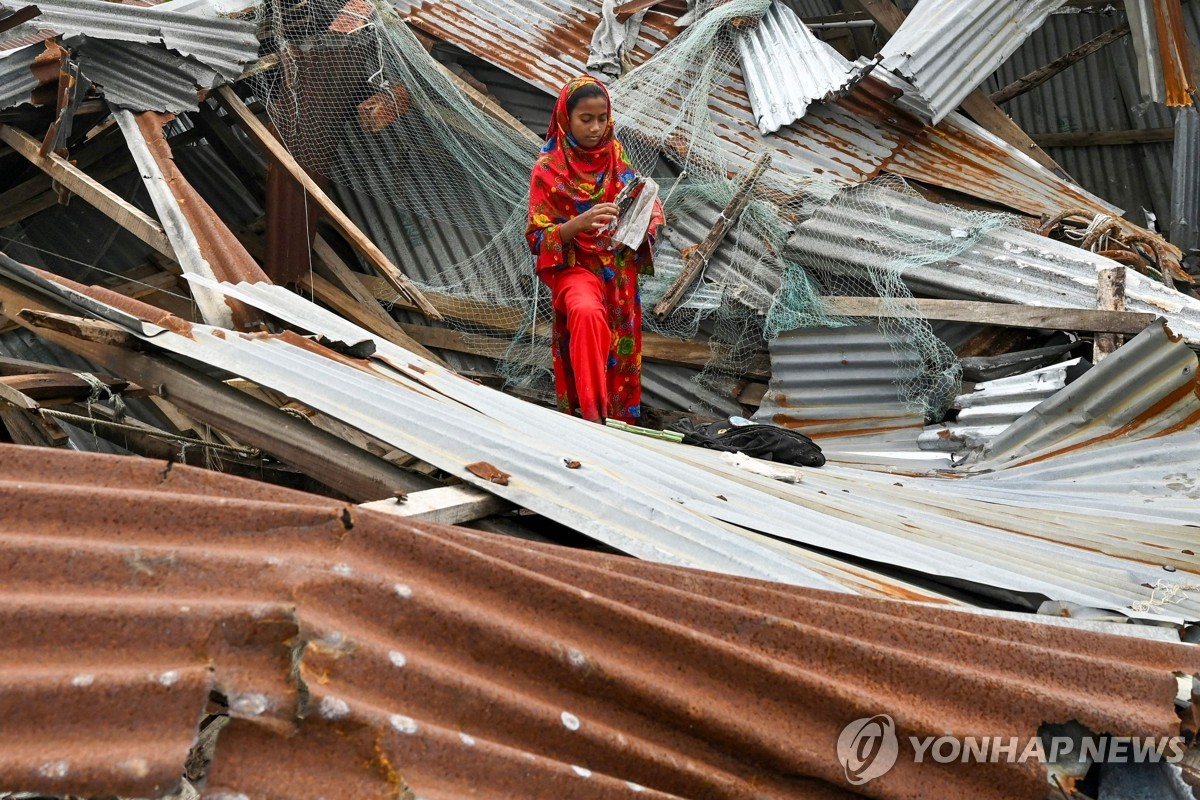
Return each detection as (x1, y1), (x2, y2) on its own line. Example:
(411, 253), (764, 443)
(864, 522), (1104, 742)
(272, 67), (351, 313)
(525, 76), (663, 423)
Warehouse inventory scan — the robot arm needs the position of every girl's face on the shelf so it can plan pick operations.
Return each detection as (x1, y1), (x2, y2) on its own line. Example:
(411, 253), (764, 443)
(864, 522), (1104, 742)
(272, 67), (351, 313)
(568, 95), (609, 148)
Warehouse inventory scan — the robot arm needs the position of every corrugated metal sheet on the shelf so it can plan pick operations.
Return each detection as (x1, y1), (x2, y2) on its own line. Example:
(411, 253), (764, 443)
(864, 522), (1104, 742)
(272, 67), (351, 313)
(736, 1), (865, 135)
(975, 320), (1200, 469)
(0, 40), (39, 109)
(784, 182), (1200, 344)
(981, 7), (1200, 228)
(189, 278), (1200, 618)
(0, 0), (257, 80)
(69, 35), (220, 112)
(173, 142), (265, 228)
(750, 323), (927, 444)
(10, 260), (1200, 621)
(878, 0), (1067, 124)
(113, 109), (264, 329)
(390, 0), (1123, 221)
(3, 445), (1196, 800)
(918, 358), (1078, 453)
(1126, 0), (1195, 106)
(1170, 106), (1199, 259)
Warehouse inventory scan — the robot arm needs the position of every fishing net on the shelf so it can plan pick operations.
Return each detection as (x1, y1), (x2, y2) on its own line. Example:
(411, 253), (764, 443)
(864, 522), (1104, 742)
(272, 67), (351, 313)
(251, 0), (1024, 419)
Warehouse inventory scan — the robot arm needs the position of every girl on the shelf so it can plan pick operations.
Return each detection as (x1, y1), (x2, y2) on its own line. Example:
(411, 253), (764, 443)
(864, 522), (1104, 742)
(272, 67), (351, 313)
(526, 76), (664, 424)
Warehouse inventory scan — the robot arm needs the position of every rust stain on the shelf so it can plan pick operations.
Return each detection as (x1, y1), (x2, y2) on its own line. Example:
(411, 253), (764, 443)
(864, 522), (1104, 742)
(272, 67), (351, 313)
(465, 461), (510, 485)
(134, 112), (270, 330)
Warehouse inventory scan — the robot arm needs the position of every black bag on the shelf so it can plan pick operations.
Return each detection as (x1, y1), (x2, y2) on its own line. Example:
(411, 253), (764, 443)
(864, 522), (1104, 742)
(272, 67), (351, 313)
(668, 419), (825, 468)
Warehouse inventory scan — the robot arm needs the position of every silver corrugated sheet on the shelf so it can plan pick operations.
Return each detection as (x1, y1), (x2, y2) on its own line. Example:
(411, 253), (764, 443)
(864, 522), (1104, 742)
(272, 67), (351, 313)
(736, 1), (864, 135)
(1125, 0), (1167, 103)
(878, 0), (1068, 124)
(751, 323), (926, 443)
(1170, 106), (1200, 259)
(70, 36), (219, 112)
(0, 40), (39, 110)
(958, 431), (1200, 525)
(0, 0), (257, 80)
(975, 320), (1199, 469)
(785, 183), (1200, 343)
(202, 278), (1200, 619)
(918, 358), (1078, 453)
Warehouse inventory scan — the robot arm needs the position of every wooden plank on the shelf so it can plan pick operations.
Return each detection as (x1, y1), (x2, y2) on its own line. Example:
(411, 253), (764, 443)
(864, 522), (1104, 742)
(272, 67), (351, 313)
(0, 373), (129, 402)
(360, 484), (511, 526)
(0, 356), (79, 377)
(16, 310), (140, 348)
(1030, 128), (1176, 147)
(0, 5), (41, 35)
(0, 124), (174, 258)
(214, 85), (442, 321)
(1093, 266), (1126, 362)
(820, 297), (1157, 334)
(435, 63), (542, 147)
(991, 23), (1131, 105)
(353, 273), (772, 376)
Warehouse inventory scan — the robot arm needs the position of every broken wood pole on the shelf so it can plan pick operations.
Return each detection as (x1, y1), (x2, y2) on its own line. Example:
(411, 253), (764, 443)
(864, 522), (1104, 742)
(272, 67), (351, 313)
(653, 151), (772, 319)
(1093, 266), (1127, 362)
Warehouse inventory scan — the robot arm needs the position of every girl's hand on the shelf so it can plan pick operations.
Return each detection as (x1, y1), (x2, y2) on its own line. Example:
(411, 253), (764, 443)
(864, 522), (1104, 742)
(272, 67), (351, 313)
(578, 203), (619, 231)
(559, 203), (621, 244)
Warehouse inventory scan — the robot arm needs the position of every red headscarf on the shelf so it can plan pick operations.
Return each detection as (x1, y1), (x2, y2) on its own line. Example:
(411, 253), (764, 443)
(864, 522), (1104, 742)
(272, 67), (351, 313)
(529, 76), (635, 255)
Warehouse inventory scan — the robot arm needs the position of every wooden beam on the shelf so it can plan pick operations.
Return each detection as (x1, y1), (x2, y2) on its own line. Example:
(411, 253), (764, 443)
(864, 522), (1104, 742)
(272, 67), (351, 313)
(991, 24), (1131, 105)
(0, 5), (41, 35)
(0, 377), (70, 447)
(214, 85), (443, 321)
(16, 310), (140, 348)
(0, 373), (129, 402)
(0, 124), (174, 258)
(1093, 266), (1126, 362)
(360, 484), (511, 526)
(1030, 127), (1175, 147)
(820, 297), (1157, 334)
(654, 152), (772, 319)
(435, 62), (542, 147)
(848, 0), (1065, 173)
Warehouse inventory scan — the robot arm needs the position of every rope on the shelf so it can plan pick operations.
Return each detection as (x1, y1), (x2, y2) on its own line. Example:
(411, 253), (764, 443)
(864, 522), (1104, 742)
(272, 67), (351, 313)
(72, 371), (127, 421)
(1130, 578), (1200, 613)
(39, 408), (261, 459)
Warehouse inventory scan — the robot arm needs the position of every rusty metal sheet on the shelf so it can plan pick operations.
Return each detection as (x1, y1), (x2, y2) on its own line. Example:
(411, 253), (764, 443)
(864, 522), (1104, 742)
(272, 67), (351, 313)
(1127, 0), (1196, 107)
(390, 0), (1125, 222)
(0, 443), (1197, 800)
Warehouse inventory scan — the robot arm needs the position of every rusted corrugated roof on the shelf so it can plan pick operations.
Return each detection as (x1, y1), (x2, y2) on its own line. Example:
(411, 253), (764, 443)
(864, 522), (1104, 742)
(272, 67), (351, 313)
(0, 443), (1196, 800)
(389, 0), (1124, 222)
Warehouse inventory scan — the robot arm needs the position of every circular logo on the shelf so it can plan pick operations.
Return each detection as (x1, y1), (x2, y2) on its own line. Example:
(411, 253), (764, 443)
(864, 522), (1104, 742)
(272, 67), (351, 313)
(837, 714), (899, 786)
